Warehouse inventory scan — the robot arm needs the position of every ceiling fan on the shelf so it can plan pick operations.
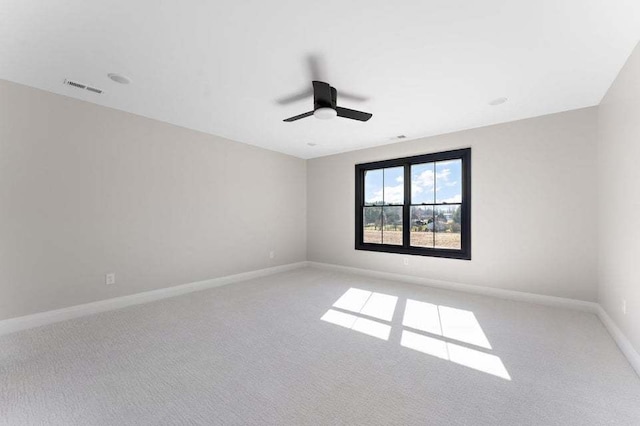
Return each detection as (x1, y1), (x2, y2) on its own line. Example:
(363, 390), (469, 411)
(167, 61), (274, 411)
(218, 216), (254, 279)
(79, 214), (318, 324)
(283, 81), (372, 122)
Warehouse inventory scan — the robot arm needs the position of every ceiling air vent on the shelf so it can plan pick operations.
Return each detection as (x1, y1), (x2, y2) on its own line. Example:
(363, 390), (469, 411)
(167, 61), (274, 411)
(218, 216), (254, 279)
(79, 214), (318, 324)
(64, 79), (86, 89)
(64, 79), (103, 94)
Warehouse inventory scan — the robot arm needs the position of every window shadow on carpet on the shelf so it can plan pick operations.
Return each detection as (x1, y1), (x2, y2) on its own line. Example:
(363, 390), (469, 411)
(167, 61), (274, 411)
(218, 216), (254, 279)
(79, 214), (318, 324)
(321, 287), (511, 380)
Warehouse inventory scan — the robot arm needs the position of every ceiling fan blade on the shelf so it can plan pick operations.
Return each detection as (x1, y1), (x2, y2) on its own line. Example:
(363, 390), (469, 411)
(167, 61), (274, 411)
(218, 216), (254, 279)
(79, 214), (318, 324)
(338, 90), (369, 103)
(307, 55), (325, 81)
(283, 111), (313, 122)
(336, 107), (372, 122)
(313, 81), (332, 107)
(276, 88), (314, 105)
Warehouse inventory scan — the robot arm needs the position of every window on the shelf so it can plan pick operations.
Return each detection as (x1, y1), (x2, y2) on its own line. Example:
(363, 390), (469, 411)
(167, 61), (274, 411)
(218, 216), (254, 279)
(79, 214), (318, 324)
(355, 148), (471, 259)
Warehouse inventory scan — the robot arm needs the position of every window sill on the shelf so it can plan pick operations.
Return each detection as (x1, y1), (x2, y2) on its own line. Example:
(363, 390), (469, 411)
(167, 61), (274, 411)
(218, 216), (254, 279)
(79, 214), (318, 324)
(355, 243), (471, 260)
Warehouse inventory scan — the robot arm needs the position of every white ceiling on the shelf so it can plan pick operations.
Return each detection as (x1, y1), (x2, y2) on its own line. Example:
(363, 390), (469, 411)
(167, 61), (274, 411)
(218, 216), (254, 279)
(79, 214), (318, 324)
(1, 1), (639, 159)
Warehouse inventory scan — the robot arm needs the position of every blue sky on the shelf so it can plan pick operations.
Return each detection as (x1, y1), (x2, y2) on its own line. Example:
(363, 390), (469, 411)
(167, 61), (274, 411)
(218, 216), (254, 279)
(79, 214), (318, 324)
(365, 160), (462, 205)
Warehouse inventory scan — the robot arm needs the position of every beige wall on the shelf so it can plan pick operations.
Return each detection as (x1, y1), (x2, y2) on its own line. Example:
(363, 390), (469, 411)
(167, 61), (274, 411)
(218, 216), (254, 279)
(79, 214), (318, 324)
(0, 80), (307, 320)
(308, 108), (599, 301)
(598, 43), (640, 353)
(1, 71), (624, 323)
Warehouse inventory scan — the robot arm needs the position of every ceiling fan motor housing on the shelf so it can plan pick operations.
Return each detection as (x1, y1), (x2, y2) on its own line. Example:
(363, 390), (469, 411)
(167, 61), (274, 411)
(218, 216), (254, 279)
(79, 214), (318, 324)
(314, 86), (337, 111)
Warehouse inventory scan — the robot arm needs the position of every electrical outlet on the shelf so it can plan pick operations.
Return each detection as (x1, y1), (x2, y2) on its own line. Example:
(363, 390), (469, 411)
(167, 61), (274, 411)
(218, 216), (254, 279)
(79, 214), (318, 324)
(105, 273), (116, 285)
(622, 299), (627, 315)
(269, 251), (275, 259)
(403, 257), (409, 266)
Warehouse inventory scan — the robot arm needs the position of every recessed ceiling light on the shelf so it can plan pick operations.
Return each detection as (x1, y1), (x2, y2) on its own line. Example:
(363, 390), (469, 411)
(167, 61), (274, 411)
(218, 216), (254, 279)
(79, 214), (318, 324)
(489, 97), (507, 106)
(307, 143), (317, 147)
(108, 73), (131, 84)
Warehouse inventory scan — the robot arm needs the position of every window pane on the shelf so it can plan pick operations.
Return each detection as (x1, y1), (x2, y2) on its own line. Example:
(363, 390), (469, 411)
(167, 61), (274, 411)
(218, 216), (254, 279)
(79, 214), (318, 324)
(435, 160), (462, 204)
(363, 207), (382, 244)
(411, 163), (435, 204)
(383, 167), (404, 205)
(434, 205), (462, 250)
(382, 206), (403, 245)
(364, 169), (383, 205)
(410, 206), (434, 248)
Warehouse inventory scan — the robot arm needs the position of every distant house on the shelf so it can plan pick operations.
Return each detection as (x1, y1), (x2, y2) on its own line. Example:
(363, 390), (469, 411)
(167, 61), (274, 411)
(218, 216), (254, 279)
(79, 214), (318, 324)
(413, 218), (446, 232)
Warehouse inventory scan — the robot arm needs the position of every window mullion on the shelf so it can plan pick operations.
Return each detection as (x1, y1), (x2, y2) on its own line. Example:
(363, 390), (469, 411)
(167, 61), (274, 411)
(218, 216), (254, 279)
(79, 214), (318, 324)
(403, 163), (410, 248)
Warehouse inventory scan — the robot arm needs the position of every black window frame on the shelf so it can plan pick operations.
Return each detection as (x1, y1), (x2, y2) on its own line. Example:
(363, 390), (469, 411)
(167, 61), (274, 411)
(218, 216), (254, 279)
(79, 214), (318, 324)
(355, 148), (471, 260)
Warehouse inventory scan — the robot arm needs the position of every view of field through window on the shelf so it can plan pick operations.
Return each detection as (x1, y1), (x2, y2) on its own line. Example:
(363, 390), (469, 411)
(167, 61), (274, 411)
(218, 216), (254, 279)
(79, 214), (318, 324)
(363, 160), (462, 249)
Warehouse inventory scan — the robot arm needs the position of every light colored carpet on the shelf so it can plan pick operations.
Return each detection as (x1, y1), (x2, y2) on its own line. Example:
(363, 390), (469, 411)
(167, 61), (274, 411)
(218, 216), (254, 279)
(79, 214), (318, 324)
(1, 267), (639, 425)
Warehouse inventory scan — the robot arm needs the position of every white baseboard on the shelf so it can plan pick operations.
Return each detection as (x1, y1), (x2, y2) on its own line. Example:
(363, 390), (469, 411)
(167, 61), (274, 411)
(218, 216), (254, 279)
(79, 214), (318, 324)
(0, 261), (308, 336)
(596, 305), (640, 377)
(308, 261), (598, 312)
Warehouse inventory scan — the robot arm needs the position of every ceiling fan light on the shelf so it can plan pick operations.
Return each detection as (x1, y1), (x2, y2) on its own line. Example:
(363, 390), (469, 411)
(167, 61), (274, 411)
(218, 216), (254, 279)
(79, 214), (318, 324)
(314, 107), (337, 120)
